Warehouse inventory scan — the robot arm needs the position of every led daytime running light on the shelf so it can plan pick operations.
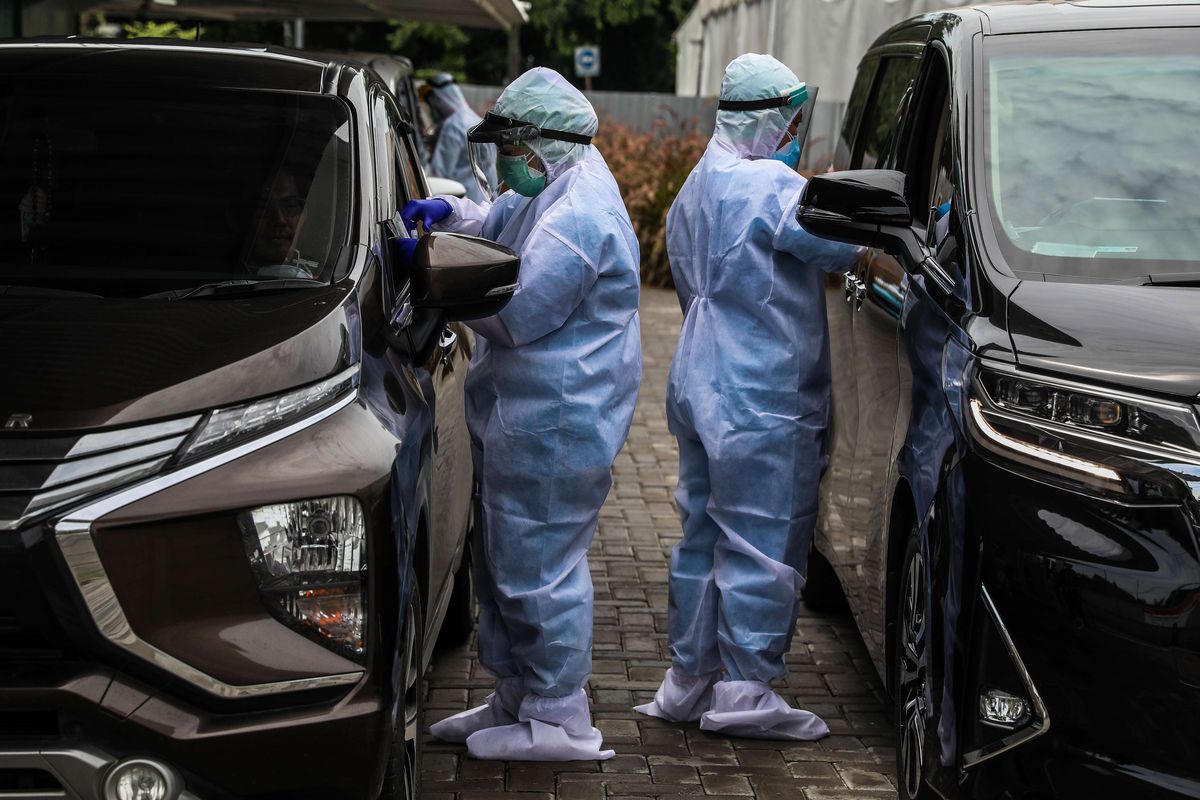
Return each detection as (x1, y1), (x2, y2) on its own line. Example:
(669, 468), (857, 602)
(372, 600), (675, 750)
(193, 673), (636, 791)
(969, 399), (1122, 484)
(184, 367), (358, 460)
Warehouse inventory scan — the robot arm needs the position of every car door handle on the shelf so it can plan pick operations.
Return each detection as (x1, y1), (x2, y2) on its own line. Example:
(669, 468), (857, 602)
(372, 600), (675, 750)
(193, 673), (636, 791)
(844, 273), (866, 310)
(439, 325), (458, 368)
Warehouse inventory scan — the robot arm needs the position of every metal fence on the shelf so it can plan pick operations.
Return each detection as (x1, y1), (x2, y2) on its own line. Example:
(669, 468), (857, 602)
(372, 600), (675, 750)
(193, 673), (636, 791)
(459, 84), (846, 170)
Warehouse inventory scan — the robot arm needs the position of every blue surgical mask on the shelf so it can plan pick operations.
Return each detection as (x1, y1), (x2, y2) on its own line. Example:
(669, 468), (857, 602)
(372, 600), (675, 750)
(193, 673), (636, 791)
(498, 154), (547, 198)
(773, 138), (801, 170)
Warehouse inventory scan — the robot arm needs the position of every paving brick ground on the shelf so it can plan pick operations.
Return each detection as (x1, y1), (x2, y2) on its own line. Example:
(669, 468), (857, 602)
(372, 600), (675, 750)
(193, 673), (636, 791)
(423, 287), (898, 800)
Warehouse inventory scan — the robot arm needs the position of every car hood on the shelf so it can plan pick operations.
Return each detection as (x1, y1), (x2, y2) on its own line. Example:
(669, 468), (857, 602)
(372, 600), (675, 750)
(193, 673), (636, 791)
(1008, 280), (1200, 398)
(0, 287), (358, 431)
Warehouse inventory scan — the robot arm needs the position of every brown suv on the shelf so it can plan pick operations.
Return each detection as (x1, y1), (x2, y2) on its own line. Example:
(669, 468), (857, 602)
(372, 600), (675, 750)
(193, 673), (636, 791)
(0, 41), (518, 800)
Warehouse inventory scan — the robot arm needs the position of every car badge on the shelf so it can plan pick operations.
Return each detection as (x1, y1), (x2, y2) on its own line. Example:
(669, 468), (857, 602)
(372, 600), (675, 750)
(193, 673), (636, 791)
(4, 413), (32, 429)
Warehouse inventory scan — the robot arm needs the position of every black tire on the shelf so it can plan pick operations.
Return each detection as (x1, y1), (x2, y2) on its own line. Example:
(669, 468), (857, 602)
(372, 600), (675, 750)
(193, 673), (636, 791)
(380, 566), (423, 800)
(802, 547), (849, 613)
(892, 525), (936, 800)
(436, 537), (477, 650)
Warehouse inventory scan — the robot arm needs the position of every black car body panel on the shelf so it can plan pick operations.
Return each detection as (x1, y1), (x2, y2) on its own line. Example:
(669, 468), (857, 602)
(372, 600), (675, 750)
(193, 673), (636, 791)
(807, 3), (1200, 798)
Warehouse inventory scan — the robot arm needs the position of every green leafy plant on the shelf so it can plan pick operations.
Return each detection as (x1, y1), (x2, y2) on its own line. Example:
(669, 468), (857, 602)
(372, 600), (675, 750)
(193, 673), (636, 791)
(122, 20), (203, 40)
(597, 113), (707, 288)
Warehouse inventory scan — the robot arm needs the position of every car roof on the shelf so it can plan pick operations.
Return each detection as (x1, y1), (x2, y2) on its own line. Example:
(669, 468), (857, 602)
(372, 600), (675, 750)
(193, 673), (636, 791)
(960, 0), (1200, 34)
(0, 39), (372, 93)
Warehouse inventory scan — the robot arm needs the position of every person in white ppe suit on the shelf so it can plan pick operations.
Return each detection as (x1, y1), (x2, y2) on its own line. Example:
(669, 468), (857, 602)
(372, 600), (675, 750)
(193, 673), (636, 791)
(402, 67), (641, 761)
(634, 53), (861, 740)
(422, 73), (495, 203)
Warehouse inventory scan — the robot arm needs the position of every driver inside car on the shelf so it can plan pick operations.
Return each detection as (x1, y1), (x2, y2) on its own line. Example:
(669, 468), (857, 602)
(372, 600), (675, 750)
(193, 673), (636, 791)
(245, 168), (318, 278)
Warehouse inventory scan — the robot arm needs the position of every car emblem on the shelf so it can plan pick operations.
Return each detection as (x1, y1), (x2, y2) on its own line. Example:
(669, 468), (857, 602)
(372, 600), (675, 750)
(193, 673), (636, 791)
(4, 413), (32, 429)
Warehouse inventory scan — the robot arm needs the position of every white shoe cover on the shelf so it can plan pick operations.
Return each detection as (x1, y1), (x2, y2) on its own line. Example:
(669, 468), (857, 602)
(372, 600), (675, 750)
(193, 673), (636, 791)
(465, 689), (615, 761)
(699, 680), (829, 741)
(428, 677), (523, 744)
(634, 667), (721, 722)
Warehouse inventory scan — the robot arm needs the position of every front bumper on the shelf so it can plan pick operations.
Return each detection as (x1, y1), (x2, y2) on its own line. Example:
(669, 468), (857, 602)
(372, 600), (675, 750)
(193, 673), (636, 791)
(961, 456), (1200, 799)
(1, 397), (405, 799)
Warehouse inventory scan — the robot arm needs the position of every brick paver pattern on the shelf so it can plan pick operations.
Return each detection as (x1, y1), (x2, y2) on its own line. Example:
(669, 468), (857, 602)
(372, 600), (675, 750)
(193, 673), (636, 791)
(423, 287), (898, 800)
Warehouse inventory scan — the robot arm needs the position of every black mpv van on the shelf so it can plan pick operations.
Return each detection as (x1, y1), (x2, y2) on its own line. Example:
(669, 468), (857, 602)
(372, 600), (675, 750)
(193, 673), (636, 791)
(798, 2), (1200, 798)
(0, 42), (517, 800)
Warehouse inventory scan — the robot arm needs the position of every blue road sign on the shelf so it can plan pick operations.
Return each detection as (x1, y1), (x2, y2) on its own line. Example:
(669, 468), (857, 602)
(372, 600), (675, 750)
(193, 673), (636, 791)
(574, 45), (601, 79)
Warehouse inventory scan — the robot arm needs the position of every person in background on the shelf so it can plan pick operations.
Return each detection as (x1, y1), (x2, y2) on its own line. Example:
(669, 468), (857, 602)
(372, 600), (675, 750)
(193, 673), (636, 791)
(635, 53), (862, 740)
(421, 73), (494, 203)
(401, 66), (641, 761)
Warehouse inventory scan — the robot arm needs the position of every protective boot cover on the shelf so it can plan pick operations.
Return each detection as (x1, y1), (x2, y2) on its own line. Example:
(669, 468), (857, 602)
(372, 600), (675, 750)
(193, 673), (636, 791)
(428, 676), (523, 743)
(634, 667), (721, 722)
(465, 690), (615, 761)
(698, 680), (830, 740)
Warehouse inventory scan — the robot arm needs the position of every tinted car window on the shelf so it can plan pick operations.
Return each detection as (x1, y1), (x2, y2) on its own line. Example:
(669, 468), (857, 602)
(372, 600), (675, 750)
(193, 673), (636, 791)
(855, 56), (920, 170)
(836, 59), (877, 170)
(0, 83), (351, 294)
(983, 29), (1200, 279)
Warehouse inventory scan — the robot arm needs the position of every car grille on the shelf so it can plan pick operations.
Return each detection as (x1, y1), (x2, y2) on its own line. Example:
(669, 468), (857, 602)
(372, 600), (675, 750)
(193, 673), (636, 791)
(0, 416), (200, 530)
(0, 545), (72, 664)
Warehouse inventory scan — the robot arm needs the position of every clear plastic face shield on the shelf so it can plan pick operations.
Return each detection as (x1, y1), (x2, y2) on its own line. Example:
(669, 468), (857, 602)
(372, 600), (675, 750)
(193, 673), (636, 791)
(467, 112), (591, 201)
(773, 85), (818, 170)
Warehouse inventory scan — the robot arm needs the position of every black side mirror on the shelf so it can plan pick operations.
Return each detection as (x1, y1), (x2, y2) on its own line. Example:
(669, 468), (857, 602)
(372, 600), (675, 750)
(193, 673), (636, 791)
(399, 231), (519, 321)
(797, 170), (921, 261)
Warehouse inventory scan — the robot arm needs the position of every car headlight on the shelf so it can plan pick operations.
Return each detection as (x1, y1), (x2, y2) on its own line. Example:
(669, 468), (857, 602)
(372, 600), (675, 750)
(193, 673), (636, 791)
(180, 366), (359, 463)
(971, 365), (1200, 500)
(238, 496), (367, 663)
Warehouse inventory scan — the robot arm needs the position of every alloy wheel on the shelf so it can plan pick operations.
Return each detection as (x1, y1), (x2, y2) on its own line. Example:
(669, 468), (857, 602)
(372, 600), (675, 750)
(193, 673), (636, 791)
(896, 543), (929, 799)
(399, 593), (422, 800)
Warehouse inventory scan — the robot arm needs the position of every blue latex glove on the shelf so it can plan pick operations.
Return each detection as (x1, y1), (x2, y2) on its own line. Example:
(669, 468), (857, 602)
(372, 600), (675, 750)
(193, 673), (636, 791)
(394, 236), (420, 264)
(401, 198), (452, 233)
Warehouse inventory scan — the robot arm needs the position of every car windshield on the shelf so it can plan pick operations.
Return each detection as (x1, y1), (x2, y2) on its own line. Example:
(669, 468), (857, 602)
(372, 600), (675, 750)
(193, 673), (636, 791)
(0, 81), (352, 297)
(983, 29), (1200, 281)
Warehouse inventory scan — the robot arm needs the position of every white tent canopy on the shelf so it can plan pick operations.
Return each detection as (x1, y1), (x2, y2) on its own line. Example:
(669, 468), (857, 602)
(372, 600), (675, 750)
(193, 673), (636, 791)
(88, 0), (527, 29)
(675, 0), (954, 102)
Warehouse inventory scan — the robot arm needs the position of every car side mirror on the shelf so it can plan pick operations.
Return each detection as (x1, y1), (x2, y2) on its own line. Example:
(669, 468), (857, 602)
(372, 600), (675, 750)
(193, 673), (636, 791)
(797, 169), (922, 262)
(398, 231), (519, 321)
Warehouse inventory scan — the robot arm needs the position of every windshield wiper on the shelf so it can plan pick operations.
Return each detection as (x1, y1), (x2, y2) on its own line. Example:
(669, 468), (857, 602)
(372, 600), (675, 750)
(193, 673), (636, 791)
(0, 284), (103, 298)
(142, 278), (325, 301)
(1113, 272), (1200, 287)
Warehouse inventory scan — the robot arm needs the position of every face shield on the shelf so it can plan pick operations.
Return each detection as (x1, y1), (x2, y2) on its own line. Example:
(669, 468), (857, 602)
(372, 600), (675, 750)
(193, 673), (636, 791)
(773, 85), (818, 169)
(467, 111), (592, 201)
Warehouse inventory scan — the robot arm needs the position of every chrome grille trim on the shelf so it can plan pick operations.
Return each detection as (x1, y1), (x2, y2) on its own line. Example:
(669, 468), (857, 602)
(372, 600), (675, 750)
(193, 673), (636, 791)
(0, 417), (200, 531)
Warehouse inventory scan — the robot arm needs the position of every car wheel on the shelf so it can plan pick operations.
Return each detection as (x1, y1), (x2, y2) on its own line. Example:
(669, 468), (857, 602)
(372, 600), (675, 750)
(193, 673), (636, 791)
(802, 547), (848, 612)
(381, 566), (423, 800)
(893, 525), (935, 800)
(436, 537), (476, 650)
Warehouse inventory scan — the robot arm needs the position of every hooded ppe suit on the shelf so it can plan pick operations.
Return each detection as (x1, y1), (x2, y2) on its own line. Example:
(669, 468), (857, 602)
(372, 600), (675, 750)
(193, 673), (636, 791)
(634, 54), (861, 740)
(425, 73), (495, 203)
(425, 68), (642, 760)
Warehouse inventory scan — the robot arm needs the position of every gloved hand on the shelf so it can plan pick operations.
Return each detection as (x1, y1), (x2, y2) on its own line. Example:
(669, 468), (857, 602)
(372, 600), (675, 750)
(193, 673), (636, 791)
(394, 236), (420, 264)
(401, 198), (452, 233)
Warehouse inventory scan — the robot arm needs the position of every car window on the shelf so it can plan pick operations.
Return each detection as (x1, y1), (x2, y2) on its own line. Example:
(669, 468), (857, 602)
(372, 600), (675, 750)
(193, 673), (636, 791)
(835, 59), (877, 170)
(853, 56), (920, 170)
(0, 83), (352, 296)
(899, 50), (951, 236)
(928, 102), (954, 247)
(371, 88), (399, 224)
(983, 29), (1200, 279)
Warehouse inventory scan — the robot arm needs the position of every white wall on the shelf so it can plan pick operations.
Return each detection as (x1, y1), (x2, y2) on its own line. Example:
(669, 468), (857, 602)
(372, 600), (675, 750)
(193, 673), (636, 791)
(676, 0), (957, 103)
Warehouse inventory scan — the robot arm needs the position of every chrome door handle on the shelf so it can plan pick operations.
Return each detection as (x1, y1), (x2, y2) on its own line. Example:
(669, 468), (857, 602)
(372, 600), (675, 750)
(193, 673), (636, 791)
(438, 326), (458, 367)
(844, 274), (866, 310)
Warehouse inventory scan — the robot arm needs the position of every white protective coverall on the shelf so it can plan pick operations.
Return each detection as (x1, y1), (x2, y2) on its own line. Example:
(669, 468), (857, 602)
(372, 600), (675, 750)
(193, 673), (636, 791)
(426, 73), (494, 203)
(427, 68), (642, 761)
(635, 53), (861, 740)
